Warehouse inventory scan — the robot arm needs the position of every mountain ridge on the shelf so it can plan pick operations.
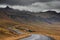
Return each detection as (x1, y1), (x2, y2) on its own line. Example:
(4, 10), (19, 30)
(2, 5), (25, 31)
(0, 6), (60, 24)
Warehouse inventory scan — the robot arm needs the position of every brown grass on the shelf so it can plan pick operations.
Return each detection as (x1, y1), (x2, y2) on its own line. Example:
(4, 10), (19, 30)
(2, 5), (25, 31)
(0, 18), (60, 40)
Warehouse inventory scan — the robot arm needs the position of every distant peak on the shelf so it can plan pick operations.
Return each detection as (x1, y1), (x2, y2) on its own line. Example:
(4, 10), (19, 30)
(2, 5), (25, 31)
(46, 10), (56, 12)
(5, 6), (12, 9)
(46, 10), (57, 13)
(6, 6), (10, 8)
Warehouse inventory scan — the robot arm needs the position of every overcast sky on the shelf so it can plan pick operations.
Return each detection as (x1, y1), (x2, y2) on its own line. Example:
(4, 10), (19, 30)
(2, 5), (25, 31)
(0, 0), (60, 12)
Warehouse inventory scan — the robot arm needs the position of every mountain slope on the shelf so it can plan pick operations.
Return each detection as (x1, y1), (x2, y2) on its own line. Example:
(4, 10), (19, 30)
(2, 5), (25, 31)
(0, 7), (60, 40)
(1, 7), (60, 24)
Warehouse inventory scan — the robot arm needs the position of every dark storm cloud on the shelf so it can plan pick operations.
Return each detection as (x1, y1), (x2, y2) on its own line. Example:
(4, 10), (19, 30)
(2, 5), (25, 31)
(0, 0), (60, 12)
(0, 0), (57, 5)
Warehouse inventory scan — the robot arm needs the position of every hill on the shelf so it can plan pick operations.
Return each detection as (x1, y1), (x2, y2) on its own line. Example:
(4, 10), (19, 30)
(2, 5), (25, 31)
(0, 6), (60, 40)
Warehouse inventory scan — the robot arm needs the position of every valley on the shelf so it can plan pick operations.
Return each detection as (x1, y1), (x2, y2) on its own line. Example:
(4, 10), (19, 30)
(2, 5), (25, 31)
(0, 7), (60, 40)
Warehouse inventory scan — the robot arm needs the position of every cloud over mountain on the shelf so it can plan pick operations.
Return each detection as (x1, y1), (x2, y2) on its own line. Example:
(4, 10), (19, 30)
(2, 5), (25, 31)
(0, 0), (60, 12)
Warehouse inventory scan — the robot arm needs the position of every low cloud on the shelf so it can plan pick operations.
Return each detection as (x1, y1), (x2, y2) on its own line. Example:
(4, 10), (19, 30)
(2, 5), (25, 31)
(0, 1), (60, 12)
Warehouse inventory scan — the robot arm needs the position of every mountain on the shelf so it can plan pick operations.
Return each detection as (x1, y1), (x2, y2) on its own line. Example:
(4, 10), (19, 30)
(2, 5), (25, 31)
(0, 6), (60, 24)
(0, 6), (32, 40)
(31, 11), (60, 23)
(0, 6), (60, 40)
